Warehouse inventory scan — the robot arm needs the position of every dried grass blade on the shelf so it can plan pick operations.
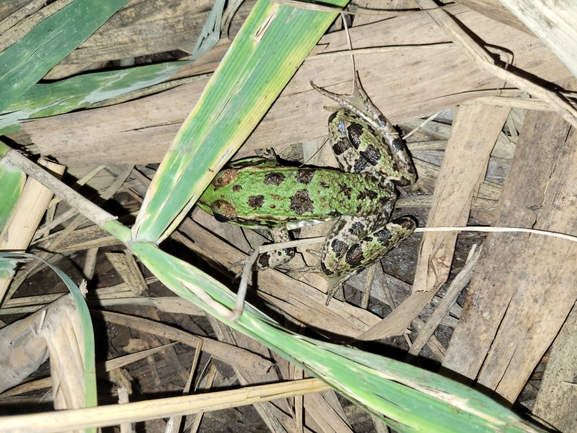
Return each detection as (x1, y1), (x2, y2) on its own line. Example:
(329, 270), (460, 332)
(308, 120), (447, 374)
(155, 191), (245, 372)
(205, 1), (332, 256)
(414, 0), (577, 128)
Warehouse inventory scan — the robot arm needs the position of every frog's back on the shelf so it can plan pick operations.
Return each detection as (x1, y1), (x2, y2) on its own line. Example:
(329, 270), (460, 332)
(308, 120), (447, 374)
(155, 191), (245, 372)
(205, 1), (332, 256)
(199, 165), (395, 228)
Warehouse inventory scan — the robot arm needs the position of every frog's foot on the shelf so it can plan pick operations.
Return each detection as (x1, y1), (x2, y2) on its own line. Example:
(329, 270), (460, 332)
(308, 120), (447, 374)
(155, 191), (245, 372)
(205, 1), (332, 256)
(311, 72), (389, 135)
(227, 255), (255, 286)
(228, 259), (246, 272)
(325, 276), (345, 306)
(310, 76), (361, 112)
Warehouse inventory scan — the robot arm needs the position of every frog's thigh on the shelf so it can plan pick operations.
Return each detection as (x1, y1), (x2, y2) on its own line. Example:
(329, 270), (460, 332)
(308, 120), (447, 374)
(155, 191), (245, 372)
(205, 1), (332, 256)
(256, 227), (296, 270)
(322, 216), (415, 275)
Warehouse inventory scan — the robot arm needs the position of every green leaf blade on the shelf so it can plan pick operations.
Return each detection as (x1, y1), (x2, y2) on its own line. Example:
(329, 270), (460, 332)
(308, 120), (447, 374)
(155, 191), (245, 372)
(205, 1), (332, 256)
(133, 0), (347, 242)
(0, 61), (185, 134)
(132, 241), (545, 433)
(0, 0), (131, 112)
(0, 158), (25, 233)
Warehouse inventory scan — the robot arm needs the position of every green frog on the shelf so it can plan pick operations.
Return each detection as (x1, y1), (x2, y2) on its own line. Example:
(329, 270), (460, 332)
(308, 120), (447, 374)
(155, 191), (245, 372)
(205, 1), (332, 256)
(198, 73), (417, 303)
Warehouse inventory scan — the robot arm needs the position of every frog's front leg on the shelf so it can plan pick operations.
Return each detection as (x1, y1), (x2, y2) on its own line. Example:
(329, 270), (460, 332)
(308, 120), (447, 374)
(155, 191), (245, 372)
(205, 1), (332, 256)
(255, 226), (296, 270)
(321, 215), (416, 303)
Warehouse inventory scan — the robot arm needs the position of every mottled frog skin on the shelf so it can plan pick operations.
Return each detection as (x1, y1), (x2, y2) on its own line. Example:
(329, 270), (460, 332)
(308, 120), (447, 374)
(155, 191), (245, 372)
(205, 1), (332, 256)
(199, 74), (417, 303)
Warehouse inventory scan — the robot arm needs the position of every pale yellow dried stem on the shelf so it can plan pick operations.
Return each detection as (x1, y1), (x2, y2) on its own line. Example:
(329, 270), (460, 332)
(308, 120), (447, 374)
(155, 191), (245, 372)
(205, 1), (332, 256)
(0, 378), (329, 432)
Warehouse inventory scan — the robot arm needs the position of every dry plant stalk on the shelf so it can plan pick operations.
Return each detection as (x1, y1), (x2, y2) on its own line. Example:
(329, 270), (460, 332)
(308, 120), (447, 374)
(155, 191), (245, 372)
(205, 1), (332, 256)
(0, 378), (330, 432)
(0, 158), (64, 302)
(1, 343), (177, 398)
(96, 310), (273, 375)
(0, 294), (86, 409)
(415, 0), (577, 128)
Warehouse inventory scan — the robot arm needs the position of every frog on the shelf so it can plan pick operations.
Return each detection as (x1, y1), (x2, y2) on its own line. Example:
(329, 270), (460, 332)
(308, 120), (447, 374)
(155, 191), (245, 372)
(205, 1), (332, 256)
(198, 72), (417, 304)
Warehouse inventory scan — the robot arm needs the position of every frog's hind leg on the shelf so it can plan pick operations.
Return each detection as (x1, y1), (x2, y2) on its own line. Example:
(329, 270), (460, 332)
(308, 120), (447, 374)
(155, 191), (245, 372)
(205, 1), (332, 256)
(321, 216), (416, 303)
(228, 227), (294, 273)
(226, 227), (296, 321)
(311, 74), (417, 186)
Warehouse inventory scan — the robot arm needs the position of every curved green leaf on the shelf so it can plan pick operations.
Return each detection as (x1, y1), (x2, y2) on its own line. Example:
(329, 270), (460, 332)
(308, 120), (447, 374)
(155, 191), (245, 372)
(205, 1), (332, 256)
(132, 241), (545, 433)
(0, 0), (131, 112)
(0, 61), (186, 135)
(133, 0), (348, 242)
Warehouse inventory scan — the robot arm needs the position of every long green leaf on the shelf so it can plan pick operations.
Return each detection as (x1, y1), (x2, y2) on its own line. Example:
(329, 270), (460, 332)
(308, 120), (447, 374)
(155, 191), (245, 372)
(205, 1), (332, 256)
(0, 157), (25, 234)
(132, 0), (348, 242)
(132, 242), (545, 433)
(0, 61), (186, 135)
(0, 0), (130, 112)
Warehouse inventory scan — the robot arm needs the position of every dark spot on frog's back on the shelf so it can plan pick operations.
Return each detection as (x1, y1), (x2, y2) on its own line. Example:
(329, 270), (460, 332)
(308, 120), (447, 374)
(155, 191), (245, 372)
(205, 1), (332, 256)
(399, 217), (417, 231)
(290, 189), (314, 215)
(232, 184), (242, 192)
(212, 200), (238, 220)
(328, 111), (346, 134)
(360, 144), (382, 166)
(257, 254), (271, 269)
(264, 172), (285, 186)
(353, 158), (370, 173)
(357, 189), (378, 201)
(375, 229), (392, 243)
(247, 195), (265, 209)
(339, 183), (352, 199)
(296, 169), (314, 184)
(390, 137), (406, 153)
(332, 138), (350, 156)
(349, 221), (365, 237)
(330, 238), (348, 259)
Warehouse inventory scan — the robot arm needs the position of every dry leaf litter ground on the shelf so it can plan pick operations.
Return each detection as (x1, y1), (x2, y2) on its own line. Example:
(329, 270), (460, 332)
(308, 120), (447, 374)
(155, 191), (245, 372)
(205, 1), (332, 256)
(1, 0), (575, 432)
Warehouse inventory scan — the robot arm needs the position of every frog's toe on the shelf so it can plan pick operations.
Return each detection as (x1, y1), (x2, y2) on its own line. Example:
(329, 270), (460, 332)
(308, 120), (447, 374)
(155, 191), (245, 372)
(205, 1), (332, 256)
(228, 259), (247, 272)
(323, 274), (349, 306)
(227, 260), (246, 283)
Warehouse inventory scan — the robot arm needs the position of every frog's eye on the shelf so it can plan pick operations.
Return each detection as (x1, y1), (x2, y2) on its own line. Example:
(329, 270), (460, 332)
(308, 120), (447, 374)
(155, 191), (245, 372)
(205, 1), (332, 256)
(211, 200), (238, 221)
